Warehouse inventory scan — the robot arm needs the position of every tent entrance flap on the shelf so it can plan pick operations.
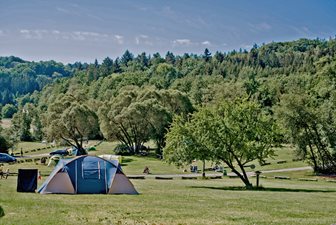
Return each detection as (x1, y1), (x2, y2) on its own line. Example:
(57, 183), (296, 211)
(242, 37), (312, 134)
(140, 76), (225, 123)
(77, 157), (107, 194)
(109, 173), (138, 194)
(43, 172), (75, 194)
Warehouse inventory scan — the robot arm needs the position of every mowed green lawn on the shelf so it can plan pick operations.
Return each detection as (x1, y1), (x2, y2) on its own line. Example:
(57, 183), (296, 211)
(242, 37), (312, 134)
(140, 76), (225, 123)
(1, 176), (336, 224)
(1, 142), (336, 224)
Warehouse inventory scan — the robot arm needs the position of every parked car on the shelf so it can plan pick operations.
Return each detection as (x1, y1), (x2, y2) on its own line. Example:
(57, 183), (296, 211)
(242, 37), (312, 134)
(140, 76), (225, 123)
(49, 149), (69, 156)
(0, 153), (17, 163)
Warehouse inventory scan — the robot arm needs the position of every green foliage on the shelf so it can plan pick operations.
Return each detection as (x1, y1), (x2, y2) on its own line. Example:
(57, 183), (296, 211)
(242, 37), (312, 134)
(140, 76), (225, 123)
(164, 99), (281, 187)
(43, 94), (99, 155)
(3, 37), (336, 174)
(11, 108), (32, 141)
(0, 205), (4, 217)
(0, 125), (14, 153)
(0, 57), (73, 105)
(164, 115), (213, 177)
(277, 92), (336, 174)
(113, 143), (132, 156)
(99, 87), (193, 155)
(120, 50), (134, 68)
(203, 48), (211, 62)
(1, 104), (17, 118)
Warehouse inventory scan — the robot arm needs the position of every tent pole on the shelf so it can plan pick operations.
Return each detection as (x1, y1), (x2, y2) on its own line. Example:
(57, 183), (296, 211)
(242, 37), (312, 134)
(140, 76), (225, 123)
(98, 161), (101, 180)
(104, 161), (107, 194)
(75, 160), (78, 194)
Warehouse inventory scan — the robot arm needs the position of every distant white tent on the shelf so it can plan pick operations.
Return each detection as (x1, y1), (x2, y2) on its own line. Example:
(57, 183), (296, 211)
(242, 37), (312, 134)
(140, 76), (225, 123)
(99, 154), (123, 163)
(38, 155), (138, 194)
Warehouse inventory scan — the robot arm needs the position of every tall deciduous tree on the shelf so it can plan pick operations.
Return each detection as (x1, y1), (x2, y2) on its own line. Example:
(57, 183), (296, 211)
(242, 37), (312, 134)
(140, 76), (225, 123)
(99, 88), (193, 155)
(0, 132), (13, 154)
(277, 93), (336, 173)
(44, 94), (99, 155)
(164, 99), (280, 188)
(11, 107), (33, 141)
(1, 104), (17, 118)
(164, 115), (214, 178)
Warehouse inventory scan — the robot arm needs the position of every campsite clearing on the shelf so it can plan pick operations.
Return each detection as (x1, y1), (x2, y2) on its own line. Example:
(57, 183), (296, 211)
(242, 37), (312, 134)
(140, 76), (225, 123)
(1, 142), (336, 224)
(1, 175), (336, 224)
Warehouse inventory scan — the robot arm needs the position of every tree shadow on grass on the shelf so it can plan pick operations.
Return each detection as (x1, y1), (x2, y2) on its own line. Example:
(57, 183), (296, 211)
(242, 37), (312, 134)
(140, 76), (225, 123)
(120, 158), (134, 167)
(189, 186), (336, 193)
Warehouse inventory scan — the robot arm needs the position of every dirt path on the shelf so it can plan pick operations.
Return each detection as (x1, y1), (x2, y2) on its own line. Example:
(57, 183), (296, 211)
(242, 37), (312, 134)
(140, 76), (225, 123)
(132, 166), (313, 178)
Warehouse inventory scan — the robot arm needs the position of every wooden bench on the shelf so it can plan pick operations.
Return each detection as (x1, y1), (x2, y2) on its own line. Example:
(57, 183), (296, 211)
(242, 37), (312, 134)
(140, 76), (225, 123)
(298, 178), (318, 182)
(181, 176), (197, 180)
(274, 176), (290, 180)
(155, 176), (173, 180)
(127, 175), (145, 179)
(209, 176), (222, 179)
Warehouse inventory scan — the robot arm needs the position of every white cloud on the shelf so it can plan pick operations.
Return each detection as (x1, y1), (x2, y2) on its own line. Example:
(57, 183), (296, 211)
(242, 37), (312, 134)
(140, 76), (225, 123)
(70, 31), (109, 41)
(71, 31), (86, 41)
(173, 39), (192, 45)
(18, 29), (111, 41)
(52, 30), (60, 34)
(20, 29), (48, 39)
(135, 34), (152, 45)
(202, 41), (211, 45)
(114, 35), (124, 44)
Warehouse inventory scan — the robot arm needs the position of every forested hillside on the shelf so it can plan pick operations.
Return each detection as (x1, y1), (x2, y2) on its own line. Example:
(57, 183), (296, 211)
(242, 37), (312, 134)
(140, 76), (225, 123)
(0, 56), (81, 106)
(1, 37), (336, 173)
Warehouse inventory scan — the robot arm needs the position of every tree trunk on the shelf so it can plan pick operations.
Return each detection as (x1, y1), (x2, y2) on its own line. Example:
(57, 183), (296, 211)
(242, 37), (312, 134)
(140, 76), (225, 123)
(224, 161), (252, 189)
(74, 138), (87, 155)
(307, 143), (318, 171)
(202, 159), (206, 178)
(231, 151), (251, 188)
(231, 167), (252, 189)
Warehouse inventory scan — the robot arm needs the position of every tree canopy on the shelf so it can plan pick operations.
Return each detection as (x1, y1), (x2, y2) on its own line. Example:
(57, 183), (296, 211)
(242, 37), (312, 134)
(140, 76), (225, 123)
(164, 99), (281, 188)
(2, 37), (336, 174)
(43, 94), (99, 155)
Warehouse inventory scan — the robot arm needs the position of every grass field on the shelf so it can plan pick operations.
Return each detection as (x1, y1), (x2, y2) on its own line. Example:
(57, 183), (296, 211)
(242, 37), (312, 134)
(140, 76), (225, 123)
(1, 141), (336, 224)
(1, 176), (336, 224)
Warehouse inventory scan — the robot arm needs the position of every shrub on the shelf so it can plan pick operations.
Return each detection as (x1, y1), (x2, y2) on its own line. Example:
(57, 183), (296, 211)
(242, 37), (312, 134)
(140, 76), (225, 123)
(0, 205), (5, 217)
(114, 144), (132, 156)
(1, 104), (17, 118)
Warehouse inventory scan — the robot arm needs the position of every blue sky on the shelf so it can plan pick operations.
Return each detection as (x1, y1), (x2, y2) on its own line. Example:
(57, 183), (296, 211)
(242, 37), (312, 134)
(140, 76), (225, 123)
(0, 0), (335, 63)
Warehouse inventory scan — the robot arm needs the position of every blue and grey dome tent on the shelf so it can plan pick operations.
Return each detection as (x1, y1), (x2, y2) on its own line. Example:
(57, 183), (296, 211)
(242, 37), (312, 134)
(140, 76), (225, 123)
(38, 155), (138, 194)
